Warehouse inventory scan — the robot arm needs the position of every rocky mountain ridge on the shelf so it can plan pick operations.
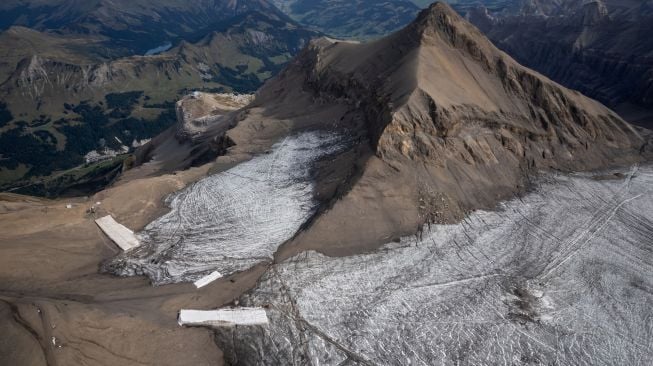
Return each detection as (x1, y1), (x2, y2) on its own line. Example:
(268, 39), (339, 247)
(466, 0), (653, 128)
(0, 0), (286, 55)
(0, 3), (651, 366)
(211, 2), (650, 254)
(297, 3), (643, 167)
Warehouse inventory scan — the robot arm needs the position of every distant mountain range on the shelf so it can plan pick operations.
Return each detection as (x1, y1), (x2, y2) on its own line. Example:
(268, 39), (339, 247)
(0, 0), (318, 193)
(465, 0), (653, 128)
(0, 0), (286, 56)
(1, 0), (652, 195)
(269, 0), (422, 39)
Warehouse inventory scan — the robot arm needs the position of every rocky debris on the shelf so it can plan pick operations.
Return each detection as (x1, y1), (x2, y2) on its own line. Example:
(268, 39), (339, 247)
(17, 55), (50, 99)
(175, 92), (254, 142)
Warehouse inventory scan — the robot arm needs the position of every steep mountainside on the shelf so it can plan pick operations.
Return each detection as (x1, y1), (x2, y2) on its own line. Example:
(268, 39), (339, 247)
(198, 1), (649, 255)
(466, 0), (653, 128)
(0, 0), (285, 55)
(271, 0), (653, 122)
(0, 4), (651, 365)
(0, 2), (318, 192)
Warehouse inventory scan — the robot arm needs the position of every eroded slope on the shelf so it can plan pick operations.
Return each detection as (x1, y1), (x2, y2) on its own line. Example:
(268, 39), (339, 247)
(268, 2), (650, 254)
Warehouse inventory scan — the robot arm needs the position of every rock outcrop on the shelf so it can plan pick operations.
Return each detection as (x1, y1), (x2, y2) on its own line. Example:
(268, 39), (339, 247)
(175, 92), (254, 142)
(466, 0), (653, 127)
(223, 2), (651, 254)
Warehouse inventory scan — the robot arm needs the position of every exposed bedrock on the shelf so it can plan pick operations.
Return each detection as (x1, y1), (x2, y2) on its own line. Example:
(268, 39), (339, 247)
(466, 1), (653, 120)
(493, 38), (653, 111)
(272, 2), (651, 255)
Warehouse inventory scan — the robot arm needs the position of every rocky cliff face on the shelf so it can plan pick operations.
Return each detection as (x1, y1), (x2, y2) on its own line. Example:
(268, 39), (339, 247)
(296, 3), (643, 170)
(11, 55), (178, 100)
(220, 2), (651, 254)
(175, 92), (253, 142)
(466, 0), (653, 127)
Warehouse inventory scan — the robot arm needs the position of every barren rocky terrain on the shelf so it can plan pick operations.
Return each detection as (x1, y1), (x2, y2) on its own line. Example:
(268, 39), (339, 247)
(466, 0), (653, 129)
(1, 2), (652, 366)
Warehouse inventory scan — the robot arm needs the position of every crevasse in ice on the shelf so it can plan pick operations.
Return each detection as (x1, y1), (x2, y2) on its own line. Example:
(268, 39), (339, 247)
(110, 131), (349, 284)
(217, 165), (653, 366)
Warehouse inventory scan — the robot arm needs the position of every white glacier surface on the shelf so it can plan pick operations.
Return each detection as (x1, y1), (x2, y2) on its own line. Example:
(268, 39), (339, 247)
(109, 131), (349, 284)
(216, 165), (653, 366)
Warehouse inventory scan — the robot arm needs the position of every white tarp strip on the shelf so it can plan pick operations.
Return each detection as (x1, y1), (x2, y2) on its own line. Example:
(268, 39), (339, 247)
(95, 215), (140, 251)
(194, 271), (223, 288)
(178, 308), (268, 327)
